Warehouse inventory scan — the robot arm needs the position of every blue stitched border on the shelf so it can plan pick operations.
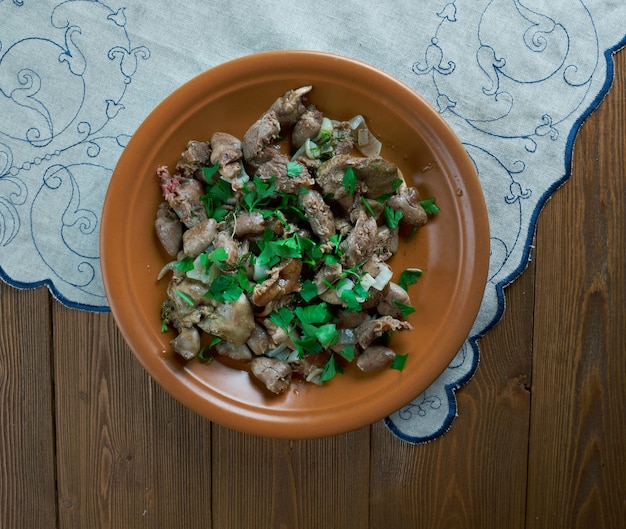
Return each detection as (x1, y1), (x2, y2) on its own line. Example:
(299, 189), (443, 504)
(386, 35), (626, 444)
(0, 265), (110, 312)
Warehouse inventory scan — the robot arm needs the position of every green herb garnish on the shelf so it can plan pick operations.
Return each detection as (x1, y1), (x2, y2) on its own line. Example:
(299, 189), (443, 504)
(391, 354), (408, 371)
(299, 280), (319, 303)
(338, 345), (355, 362)
(342, 166), (356, 195)
(315, 323), (339, 348)
(398, 268), (423, 291)
(175, 289), (195, 306)
(360, 196), (376, 217)
(209, 247), (229, 266)
(420, 198), (440, 215)
(175, 256), (195, 273)
(268, 307), (295, 329)
(244, 176), (275, 213)
(201, 163), (220, 183)
(286, 161), (303, 177)
(321, 354), (342, 381)
(383, 206), (403, 229)
(203, 274), (243, 303)
(200, 177), (232, 221)
(394, 301), (416, 318)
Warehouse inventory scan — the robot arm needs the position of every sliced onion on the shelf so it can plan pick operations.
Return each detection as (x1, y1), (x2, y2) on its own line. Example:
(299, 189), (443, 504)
(266, 343), (289, 358)
(187, 260), (220, 285)
(360, 273), (376, 291)
(348, 115), (365, 129)
(314, 117), (334, 142)
(157, 260), (184, 281)
(305, 367), (324, 385)
(291, 137), (321, 160)
(335, 277), (367, 303)
(286, 349), (301, 363)
(291, 142), (307, 161)
(304, 138), (321, 158)
(348, 114), (383, 157)
(253, 258), (270, 281)
(372, 266), (394, 291)
(335, 277), (355, 298)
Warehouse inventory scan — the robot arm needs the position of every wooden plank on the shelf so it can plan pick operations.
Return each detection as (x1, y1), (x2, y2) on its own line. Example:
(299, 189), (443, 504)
(527, 49), (626, 529)
(211, 425), (370, 528)
(53, 308), (212, 529)
(0, 283), (57, 529)
(369, 263), (535, 529)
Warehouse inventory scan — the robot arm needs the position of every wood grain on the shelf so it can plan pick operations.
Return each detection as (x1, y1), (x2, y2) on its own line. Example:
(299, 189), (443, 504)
(0, 283), (57, 529)
(527, 49), (626, 529)
(52, 307), (213, 529)
(369, 263), (535, 529)
(211, 426), (370, 529)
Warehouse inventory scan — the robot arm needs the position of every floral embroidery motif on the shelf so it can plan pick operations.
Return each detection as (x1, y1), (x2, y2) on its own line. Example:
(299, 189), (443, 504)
(0, 1), (149, 308)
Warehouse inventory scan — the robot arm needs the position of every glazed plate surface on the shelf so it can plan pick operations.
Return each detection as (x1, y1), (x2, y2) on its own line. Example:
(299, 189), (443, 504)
(101, 51), (490, 439)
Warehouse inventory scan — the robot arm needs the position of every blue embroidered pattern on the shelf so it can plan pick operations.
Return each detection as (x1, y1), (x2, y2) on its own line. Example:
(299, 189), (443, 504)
(1, 0), (624, 442)
(0, 0), (149, 309)
(385, 0), (626, 443)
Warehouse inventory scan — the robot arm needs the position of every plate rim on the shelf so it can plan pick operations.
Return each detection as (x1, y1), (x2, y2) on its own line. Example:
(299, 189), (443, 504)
(101, 50), (490, 439)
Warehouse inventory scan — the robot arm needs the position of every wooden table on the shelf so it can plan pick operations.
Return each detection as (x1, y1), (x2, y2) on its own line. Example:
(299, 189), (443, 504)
(2, 49), (624, 529)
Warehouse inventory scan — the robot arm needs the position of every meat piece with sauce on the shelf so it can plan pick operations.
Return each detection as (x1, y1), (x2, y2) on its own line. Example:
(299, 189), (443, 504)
(157, 165), (208, 228)
(267, 85), (311, 128)
(386, 183), (428, 227)
(175, 140), (212, 180)
(292, 108), (323, 148)
(251, 357), (292, 394)
(155, 86), (434, 393)
(210, 131), (244, 185)
(298, 189), (335, 240)
(341, 210), (378, 268)
(155, 202), (183, 257)
(354, 315), (412, 349)
(255, 153), (314, 194)
(242, 111), (281, 167)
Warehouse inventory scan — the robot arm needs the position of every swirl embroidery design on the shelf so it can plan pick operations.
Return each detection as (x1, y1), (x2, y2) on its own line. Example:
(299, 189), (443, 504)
(0, 1), (149, 308)
(386, 0), (601, 442)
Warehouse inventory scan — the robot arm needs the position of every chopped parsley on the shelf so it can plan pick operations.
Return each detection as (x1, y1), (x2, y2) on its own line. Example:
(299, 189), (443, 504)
(201, 163), (220, 183)
(175, 256), (195, 273)
(420, 198), (440, 215)
(200, 177), (232, 221)
(338, 345), (355, 362)
(339, 288), (363, 313)
(360, 196), (377, 217)
(383, 205), (403, 229)
(243, 176), (276, 213)
(391, 354), (408, 371)
(321, 354), (342, 382)
(158, 103), (440, 388)
(299, 280), (319, 303)
(286, 161), (303, 177)
(398, 268), (423, 291)
(175, 289), (195, 306)
(203, 274), (243, 303)
(394, 301), (416, 318)
(268, 306), (295, 329)
(199, 337), (221, 362)
(342, 166), (356, 195)
(209, 247), (229, 266)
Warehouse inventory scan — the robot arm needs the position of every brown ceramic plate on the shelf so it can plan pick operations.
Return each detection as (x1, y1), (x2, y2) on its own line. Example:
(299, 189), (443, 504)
(101, 50), (489, 439)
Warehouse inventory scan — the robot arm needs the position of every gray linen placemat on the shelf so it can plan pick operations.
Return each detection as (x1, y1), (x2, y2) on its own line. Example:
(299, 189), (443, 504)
(1, 0), (624, 442)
